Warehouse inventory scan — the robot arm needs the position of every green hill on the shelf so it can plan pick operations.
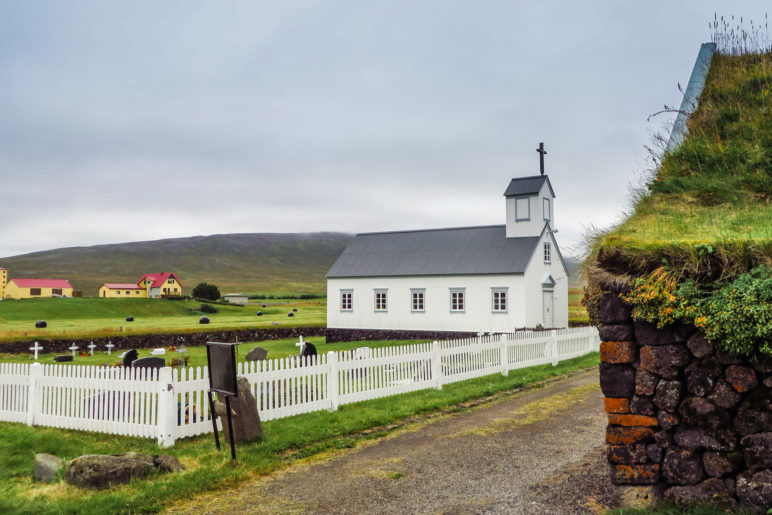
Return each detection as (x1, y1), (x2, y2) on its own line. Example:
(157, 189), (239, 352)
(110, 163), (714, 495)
(0, 233), (353, 296)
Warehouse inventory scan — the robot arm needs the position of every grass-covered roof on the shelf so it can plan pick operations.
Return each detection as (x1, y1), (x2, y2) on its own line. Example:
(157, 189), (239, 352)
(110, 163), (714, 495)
(591, 51), (772, 282)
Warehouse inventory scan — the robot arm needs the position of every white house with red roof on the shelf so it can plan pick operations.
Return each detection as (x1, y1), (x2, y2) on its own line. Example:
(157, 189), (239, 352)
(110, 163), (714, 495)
(98, 273), (182, 298)
(4, 277), (74, 299)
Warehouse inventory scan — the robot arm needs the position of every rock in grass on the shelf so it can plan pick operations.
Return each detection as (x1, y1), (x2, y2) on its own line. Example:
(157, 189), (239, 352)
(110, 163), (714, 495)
(199, 316), (210, 324)
(64, 452), (184, 488)
(34, 453), (63, 483)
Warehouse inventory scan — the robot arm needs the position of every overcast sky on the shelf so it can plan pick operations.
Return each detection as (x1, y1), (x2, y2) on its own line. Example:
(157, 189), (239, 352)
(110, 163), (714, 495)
(1, 1), (768, 258)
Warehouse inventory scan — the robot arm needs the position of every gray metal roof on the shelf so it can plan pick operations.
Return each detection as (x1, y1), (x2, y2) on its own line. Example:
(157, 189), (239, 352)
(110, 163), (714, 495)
(326, 225), (540, 278)
(503, 175), (555, 197)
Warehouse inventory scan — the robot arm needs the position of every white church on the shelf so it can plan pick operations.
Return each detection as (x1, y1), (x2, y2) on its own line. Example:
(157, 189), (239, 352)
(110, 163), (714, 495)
(326, 172), (568, 339)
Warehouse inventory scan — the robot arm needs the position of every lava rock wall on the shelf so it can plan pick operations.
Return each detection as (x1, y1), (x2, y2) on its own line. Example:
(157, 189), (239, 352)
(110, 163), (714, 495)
(598, 287), (772, 511)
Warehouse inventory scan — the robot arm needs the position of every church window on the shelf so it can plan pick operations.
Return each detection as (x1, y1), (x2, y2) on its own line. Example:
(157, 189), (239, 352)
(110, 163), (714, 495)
(492, 288), (508, 312)
(374, 289), (388, 311)
(340, 290), (353, 311)
(544, 242), (551, 263)
(411, 289), (425, 312)
(450, 288), (465, 312)
(543, 198), (551, 221)
(515, 197), (530, 221)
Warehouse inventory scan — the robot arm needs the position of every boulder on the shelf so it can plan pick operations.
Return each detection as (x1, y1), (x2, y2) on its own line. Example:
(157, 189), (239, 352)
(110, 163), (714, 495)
(662, 447), (705, 485)
(153, 454), (185, 473)
(214, 377), (263, 444)
(736, 469), (772, 512)
(686, 332), (713, 359)
(740, 433), (772, 471)
(653, 380), (683, 413)
(598, 293), (632, 324)
(65, 453), (155, 488)
(33, 453), (63, 483)
(663, 478), (736, 510)
(599, 363), (635, 398)
(639, 345), (691, 379)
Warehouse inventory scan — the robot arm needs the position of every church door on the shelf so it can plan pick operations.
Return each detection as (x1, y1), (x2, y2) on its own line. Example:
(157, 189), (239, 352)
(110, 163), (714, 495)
(542, 290), (554, 328)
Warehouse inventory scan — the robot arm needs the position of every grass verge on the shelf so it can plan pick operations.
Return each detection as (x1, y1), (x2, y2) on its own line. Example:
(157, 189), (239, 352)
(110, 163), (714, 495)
(0, 352), (598, 514)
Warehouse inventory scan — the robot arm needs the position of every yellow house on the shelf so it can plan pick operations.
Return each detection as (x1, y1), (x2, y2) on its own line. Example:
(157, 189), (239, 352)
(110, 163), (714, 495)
(98, 273), (183, 298)
(5, 278), (74, 299)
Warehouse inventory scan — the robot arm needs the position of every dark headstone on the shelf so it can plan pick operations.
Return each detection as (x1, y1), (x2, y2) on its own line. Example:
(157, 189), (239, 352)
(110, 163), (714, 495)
(662, 447), (705, 485)
(599, 324), (634, 342)
(287, 312), (294, 317)
(245, 347), (268, 362)
(634, 321), (673, 346)
(214, 377), (263, 444)
(122, 349), (138, 368)
(132, 357), (165, 369)
(35, 320), (47, 328)
(300, 342), (317, 358)
(639, 345), (691, 379)
(256, 311), (263, 316)
(199, 316), (210, 324)
(125, 316), (134, 322)
(598, 293), (632, 324)
(653, 380), (683, 413)
(599, 363), (636, 398)
(736, 469), (772, 512)
(54, 355), (73, 362)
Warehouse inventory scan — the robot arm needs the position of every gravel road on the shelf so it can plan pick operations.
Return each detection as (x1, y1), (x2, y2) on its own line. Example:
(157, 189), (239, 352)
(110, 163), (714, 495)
(169, 369), (615, 514)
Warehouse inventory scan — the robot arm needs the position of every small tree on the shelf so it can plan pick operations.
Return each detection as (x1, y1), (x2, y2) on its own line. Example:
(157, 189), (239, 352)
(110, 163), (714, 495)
(192, 282), (221, 301)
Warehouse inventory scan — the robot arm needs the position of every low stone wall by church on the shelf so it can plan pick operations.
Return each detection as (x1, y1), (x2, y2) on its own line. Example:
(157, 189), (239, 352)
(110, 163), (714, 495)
(597, 287), (772, 511)
(325, 327), (477, 343)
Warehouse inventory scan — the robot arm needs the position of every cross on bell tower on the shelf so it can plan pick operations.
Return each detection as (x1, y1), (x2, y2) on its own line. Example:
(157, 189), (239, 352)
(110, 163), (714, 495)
(536, 142), (547, 175)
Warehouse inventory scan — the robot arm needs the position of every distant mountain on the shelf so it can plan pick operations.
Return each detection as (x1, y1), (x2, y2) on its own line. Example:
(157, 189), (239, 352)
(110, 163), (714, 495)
(0, 233), (354, 296)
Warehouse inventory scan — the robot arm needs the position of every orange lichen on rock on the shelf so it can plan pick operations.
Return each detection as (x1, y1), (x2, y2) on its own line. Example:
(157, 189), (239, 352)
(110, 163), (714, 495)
(600, 341), (637, 364)
(606, 426), (655, 445)
(608, 414), (659, 427)
(604, 397), (630, 414)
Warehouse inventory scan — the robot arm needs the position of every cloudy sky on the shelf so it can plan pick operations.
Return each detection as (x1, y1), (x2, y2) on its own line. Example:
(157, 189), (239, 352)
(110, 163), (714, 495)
(1, 1), (768, 258)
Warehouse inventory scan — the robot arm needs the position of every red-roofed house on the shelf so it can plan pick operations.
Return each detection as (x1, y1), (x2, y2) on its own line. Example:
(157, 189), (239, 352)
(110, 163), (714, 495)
(98, 273), (182, 298)
(5, 278), (74, 299)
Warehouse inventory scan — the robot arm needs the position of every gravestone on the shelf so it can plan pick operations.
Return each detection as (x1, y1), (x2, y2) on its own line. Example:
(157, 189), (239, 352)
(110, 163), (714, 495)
(69, 344), (79, 358)
(132, 357), (165, 369)
(200, 316), (210, 324)
(122, 349), (138, 367)
(30, 342), (43, 360)
(105, 342), (115, 354)
(245, 347), (268, 362)
(35, 320), (47, 328)
(213, 377), (263, 444)
(54, 355), (73, 362)
(299, 342), (317, 358)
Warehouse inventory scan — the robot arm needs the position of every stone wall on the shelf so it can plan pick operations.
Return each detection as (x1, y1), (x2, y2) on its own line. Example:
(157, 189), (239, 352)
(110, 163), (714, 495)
(598, 287), (772, 511)
(325, 327), (477, 343)
(3, 327), (326, 354)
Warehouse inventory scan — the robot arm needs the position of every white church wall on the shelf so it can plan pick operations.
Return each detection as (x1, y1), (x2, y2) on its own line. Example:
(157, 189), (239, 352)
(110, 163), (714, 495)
(522, 230), (569, 328)
(327, 274), (527, 333)
(505, 181), (555, 238)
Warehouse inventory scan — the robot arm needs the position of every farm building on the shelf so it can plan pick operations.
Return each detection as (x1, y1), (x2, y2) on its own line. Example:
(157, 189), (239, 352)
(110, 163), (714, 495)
(98, 273), (182, 298)
(4, 278), (74, 299)
(223, 293), (249, 305)
(326, 174), (568, 340)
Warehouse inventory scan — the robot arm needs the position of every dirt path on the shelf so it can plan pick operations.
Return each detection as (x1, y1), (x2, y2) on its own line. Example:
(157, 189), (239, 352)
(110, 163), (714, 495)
(169, 369), (615, 514)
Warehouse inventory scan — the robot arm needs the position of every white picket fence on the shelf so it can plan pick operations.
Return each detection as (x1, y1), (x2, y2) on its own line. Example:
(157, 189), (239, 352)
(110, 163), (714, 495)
(0, 327), (599, 447)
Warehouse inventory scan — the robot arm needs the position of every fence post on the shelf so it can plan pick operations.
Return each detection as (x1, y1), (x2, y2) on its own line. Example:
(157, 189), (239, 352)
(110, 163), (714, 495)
(156, 367), (176, 448)
(550, 330), (558, 366)
(499, 334), (508, 376)
(431, 341), (443, 390)
(327, 351), (339, 411)
(26, 362), (42, 426)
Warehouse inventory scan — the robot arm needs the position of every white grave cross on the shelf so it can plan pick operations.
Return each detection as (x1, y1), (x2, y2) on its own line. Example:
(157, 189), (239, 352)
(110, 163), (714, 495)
(295, 335), (305, 349)
(105, 341), (115, 355)
(87, 341), (97, 356)
(69, 344), (79, 358)
(30, 341), (43, 360)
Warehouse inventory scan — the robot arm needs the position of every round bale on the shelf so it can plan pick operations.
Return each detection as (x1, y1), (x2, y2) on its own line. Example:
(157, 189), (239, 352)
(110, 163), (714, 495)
(199, 316), (210, 324)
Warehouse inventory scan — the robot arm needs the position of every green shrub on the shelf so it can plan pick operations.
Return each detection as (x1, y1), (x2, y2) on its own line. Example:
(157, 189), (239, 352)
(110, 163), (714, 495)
(199, 303), (218, 314)
(192, 282), (220, 301)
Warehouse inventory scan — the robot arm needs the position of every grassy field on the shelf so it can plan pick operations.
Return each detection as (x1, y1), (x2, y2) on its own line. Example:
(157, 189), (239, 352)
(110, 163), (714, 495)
(568, 287), (588, 324)
(0, 352), (599, 514)
(0, 297), (326, 343)
(0, 337), (427, 366)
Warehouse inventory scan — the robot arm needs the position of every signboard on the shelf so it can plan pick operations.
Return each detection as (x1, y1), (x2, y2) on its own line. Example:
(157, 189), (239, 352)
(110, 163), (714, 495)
(206, 342), (238, 397)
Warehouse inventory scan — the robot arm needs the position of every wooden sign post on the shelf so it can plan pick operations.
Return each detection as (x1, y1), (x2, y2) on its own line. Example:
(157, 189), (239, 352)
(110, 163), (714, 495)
(205, 342), (239, 461)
